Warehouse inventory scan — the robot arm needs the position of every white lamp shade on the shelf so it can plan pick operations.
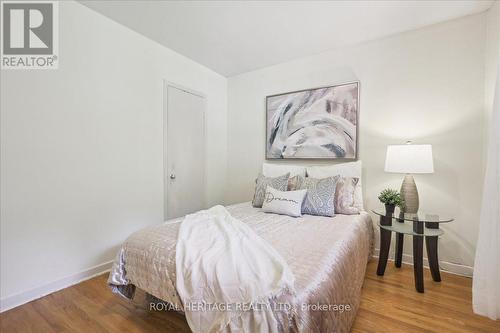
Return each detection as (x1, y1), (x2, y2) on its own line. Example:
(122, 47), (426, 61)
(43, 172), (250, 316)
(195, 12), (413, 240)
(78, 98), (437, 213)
(384, 144), (434, 174)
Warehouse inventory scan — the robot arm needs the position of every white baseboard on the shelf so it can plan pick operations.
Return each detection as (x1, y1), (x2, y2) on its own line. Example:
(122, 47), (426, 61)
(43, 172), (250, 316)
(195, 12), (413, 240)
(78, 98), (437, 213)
(373, 248), (473, 277)
(0, 261), (113, 313)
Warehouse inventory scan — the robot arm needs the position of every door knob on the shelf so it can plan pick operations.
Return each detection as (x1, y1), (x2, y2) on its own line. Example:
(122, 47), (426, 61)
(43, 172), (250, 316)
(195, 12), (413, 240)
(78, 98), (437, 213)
(170, 173), (176, 180)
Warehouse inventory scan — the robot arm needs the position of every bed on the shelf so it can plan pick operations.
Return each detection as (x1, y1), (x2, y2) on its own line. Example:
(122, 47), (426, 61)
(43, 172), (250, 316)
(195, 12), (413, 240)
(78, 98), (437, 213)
(108, 202), (374, 332)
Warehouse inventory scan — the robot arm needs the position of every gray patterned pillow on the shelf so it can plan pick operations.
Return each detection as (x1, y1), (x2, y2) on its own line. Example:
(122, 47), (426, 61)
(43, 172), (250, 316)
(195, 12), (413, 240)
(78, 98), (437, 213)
(299, 176), (340, 217)
(252, 173), (290, 208)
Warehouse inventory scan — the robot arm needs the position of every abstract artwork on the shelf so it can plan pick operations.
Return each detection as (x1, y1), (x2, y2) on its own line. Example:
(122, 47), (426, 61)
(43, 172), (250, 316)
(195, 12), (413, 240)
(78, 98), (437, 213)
(266, 82), (359, 159)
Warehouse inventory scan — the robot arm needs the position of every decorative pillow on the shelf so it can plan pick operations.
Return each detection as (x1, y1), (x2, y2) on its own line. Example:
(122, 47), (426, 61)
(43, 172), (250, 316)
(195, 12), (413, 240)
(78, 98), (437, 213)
(335, 177), (360, 215)
(262, 163), (306, 178)
(287, 175), (305, 191)
(252, 173), (290, 208)
(306, 161), (363, 210)
(299, 176), (340, 217)
(262, 186), (307, 217)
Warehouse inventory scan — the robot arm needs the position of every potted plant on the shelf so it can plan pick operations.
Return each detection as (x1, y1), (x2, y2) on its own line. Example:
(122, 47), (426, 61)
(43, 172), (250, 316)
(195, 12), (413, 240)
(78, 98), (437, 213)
(378, 189), (404, 215)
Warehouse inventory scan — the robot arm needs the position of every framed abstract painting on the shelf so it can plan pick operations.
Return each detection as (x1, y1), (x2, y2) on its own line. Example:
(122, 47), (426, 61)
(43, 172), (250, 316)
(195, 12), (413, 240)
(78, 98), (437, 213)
(266, 82), (359, 160)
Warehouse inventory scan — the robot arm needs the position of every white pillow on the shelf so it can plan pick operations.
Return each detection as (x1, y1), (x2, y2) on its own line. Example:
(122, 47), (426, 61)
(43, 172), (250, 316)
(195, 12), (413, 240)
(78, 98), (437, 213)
(262, 186), (307, 217)
(262, 163), (306, 178)
(306, 161), (363, 210)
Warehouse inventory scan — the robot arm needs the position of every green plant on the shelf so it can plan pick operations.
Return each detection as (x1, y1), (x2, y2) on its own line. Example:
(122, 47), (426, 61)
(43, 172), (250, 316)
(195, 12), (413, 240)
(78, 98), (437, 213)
(378, 188), (405, 208)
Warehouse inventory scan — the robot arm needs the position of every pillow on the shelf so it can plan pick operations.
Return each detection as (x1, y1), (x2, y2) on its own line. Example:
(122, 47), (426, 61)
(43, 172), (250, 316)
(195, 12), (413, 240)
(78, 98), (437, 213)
(306, 161), (363, 210)
(299, 176), (340, 217)
(262, 163), (306, 178)
(335, 177), (360, 215)
(287, 175), (305, 191)
(262, 186), (307, 217)
(252, 173), (290, 208)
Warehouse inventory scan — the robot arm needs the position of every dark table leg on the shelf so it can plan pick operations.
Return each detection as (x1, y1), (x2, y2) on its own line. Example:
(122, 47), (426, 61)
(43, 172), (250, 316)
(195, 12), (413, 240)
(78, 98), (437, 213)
(425, 222), (441, 282)
(377, 227), (392, 276)
(395, 232), (404, 268)
(413, 234), (424, 293)
(426, 236), (441, 282)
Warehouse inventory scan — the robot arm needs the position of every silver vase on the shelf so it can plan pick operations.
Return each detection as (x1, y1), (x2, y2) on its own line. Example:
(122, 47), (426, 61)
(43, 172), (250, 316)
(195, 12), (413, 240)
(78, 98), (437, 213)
(400, 174), (419, 213)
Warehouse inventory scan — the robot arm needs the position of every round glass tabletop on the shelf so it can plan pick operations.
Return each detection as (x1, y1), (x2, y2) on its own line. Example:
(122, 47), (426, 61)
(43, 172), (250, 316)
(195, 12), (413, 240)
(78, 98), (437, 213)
(377, 222), (445, 237)
(372, 207), (454, 223)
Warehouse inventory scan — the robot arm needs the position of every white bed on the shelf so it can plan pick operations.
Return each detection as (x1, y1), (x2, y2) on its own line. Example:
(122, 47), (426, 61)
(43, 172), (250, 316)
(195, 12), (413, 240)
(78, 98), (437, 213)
(108, 202), (373, 332)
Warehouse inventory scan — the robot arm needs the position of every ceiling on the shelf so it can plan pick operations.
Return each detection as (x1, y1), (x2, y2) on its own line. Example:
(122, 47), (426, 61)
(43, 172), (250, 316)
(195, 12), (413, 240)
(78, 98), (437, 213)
(80, 0), (493, 77)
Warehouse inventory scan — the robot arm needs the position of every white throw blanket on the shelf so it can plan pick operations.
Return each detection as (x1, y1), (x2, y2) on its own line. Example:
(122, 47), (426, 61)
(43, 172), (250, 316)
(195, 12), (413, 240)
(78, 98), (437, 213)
(175, 205), (295, 333)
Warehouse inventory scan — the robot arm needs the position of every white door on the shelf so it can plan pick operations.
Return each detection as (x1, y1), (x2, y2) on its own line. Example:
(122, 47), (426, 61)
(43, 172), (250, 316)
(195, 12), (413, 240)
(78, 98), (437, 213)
(165, 84), (206, 220)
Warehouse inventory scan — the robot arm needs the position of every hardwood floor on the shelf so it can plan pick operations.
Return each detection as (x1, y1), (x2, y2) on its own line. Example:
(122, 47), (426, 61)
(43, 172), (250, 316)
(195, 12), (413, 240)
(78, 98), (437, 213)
(1, 260), (498, 332)
(354, 261), (499, 333)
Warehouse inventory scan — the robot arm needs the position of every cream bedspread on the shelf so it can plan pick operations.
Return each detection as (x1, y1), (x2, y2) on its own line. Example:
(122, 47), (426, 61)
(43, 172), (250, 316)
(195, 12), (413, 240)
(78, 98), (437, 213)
(108, 202), (374, 333)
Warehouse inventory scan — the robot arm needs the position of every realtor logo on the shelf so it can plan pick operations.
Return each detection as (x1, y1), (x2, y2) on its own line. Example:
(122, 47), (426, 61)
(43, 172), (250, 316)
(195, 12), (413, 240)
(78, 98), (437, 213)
(1, 1), (58, 69)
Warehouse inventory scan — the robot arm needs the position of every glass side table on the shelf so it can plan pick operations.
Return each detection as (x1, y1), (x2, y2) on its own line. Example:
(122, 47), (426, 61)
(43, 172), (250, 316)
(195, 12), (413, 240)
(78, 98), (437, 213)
(372, 207), (454, 293)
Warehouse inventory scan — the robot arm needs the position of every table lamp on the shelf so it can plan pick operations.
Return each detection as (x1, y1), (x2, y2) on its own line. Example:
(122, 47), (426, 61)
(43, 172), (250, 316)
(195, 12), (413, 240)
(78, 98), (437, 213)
(384, 142), (434, 213)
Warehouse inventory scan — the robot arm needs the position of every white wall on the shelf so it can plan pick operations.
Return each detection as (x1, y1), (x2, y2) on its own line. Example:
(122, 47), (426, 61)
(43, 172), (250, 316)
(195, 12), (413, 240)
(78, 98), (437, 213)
(226, 13), (487, 275)
(0, 1), (227, 310)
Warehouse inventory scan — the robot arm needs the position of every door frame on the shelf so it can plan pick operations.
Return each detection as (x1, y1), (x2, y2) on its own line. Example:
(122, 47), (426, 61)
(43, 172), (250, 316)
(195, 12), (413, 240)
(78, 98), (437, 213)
(163, 80), (207, 220)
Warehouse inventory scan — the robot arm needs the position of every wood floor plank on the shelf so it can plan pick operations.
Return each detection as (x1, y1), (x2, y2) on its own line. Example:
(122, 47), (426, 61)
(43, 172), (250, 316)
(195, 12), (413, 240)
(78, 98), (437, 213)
(1, 260), (499, 332)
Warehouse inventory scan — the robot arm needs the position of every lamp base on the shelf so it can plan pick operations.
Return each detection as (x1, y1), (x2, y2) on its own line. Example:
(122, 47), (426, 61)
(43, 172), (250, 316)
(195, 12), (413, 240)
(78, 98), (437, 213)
(400, 175), (419, 213)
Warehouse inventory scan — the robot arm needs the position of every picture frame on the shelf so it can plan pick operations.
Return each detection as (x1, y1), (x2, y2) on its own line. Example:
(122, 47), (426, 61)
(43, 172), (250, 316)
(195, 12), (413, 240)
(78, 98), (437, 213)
(265, 81), (359, 160)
